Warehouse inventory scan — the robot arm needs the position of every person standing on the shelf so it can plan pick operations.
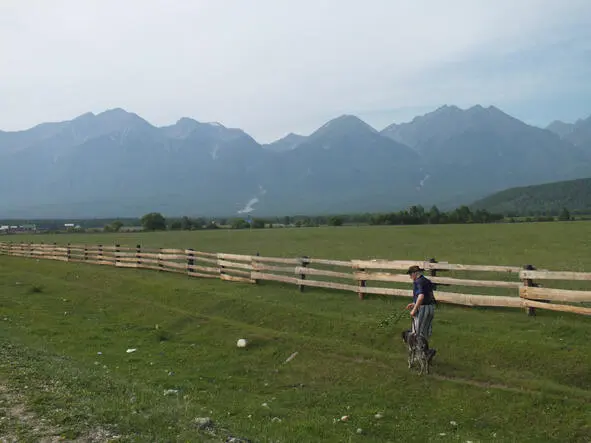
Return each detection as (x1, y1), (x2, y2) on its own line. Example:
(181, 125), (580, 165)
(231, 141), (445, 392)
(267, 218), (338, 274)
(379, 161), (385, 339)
(406, 265), (437, 360)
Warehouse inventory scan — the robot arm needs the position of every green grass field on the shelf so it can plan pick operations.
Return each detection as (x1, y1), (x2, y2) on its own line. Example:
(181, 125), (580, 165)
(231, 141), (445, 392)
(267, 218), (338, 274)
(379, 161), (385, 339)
(1, 223), (590, 442)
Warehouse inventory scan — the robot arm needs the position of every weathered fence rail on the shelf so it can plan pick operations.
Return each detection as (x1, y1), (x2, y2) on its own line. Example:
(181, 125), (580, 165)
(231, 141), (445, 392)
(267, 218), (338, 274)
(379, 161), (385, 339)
(1, 241), (590, 316)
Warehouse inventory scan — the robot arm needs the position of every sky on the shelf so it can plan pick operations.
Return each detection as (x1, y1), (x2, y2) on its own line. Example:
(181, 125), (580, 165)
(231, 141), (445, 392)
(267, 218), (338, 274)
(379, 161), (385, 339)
(1, 0), (591, 143)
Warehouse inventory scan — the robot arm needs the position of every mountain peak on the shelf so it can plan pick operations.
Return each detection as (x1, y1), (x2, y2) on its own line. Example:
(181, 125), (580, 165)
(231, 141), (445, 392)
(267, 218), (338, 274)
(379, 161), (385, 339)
(381, 104), (528, 148)
(311, 114), (377, 139)
(263, 132), (307, 152)
(177, 117), (200, 124)
(99, 107), (130, 116)
(74, 112), (95, 120)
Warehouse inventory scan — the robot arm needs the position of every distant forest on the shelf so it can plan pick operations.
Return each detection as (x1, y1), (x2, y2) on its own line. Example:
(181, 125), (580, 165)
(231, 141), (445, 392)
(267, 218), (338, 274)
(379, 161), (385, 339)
(0, 205), (518, 232)
(470, 177), (591, 216)
(2, 201), (588, 234)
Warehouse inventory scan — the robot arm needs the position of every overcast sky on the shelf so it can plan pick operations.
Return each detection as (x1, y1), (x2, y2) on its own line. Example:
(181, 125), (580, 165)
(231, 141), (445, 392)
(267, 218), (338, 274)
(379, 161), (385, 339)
(1, 0), (591, 143)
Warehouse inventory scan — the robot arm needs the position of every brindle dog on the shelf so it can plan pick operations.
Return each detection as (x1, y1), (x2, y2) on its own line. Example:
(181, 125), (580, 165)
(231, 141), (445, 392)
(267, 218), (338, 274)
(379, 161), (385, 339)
(401, 329), (431, 375)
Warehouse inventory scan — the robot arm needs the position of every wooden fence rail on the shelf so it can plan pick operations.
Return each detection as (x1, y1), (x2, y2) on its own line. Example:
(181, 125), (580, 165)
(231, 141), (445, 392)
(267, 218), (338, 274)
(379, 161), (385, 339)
(1, 241), (590, 316)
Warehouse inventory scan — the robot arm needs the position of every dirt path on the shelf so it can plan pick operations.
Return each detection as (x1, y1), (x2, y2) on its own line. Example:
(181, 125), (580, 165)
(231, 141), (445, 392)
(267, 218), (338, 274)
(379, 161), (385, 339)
(0, 383), (120, 443)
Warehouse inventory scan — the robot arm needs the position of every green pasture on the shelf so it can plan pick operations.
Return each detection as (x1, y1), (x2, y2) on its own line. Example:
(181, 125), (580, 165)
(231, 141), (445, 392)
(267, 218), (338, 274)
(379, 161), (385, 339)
(10, 221), (591, 269)
(1, 222), (590, 442)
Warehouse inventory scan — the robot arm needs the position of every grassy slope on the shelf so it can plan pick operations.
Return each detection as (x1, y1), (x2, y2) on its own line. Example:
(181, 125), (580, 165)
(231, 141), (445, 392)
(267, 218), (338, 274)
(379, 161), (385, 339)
(1, 224), (591, 442)
(470, 177), (591, 215)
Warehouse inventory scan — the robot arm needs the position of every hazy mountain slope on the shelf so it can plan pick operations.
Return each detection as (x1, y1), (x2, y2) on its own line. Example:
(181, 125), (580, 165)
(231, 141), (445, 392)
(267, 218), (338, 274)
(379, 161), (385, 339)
(470, 177), (591, 215)
(254, 115), (424, 215)
(546, 115), (591, 149)
(380, 105), (591, 206)
(546, 120), (575, 139)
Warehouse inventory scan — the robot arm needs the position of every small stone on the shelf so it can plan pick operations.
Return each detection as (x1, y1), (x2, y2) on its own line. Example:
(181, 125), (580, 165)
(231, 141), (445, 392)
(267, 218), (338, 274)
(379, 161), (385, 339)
(340, 415), (349, 422)
(194, 417), (213, 429)
(356, 428), (364, 434)
(375, 413), (384, 419)
(450, 421), (457, 427)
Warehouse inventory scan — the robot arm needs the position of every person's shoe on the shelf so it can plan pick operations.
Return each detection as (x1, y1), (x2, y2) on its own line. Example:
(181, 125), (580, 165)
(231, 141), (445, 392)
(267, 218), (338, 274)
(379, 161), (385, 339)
(427, 349), (436, 363)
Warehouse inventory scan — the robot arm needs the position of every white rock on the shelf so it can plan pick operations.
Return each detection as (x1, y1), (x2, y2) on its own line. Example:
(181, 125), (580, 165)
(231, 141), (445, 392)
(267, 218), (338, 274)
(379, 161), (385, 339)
(356, 428), (363, 434)
(126, 348), (137, 353)
(340, 415), (349, 421)
(194, 417), (212, 429)
(237, 339), (248, 348)
(375, 413), (384, 419)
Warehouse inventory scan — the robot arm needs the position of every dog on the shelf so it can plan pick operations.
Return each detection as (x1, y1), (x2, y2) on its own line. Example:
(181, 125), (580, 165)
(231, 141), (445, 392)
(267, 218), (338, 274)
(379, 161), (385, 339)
(401, 329), (432, 375)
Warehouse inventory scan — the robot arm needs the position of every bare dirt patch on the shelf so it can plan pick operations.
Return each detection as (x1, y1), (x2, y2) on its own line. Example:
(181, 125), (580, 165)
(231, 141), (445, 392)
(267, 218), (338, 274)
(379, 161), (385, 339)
(0, 382), (121, 443)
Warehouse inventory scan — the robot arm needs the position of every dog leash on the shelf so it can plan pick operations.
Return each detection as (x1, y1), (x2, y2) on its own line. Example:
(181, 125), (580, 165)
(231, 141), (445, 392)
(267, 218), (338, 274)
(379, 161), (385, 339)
(377, 307), (408, 329)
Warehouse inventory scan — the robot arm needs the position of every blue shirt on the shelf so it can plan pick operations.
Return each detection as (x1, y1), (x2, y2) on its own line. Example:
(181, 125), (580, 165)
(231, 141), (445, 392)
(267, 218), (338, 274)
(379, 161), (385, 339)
(413, 275), (435, 305)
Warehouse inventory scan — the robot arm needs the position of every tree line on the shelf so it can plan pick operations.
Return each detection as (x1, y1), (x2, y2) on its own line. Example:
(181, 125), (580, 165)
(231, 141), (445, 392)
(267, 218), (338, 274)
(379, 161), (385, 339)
(133, 205), (506, 231)
(3, 205), (582, 235)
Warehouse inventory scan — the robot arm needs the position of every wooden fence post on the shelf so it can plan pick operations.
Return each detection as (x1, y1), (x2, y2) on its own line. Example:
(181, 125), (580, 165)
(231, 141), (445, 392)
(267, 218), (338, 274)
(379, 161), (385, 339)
(84, 244), (88, 261)
(299, 256), (309, 292)
(66, 243), (71, 262)
(53, 242), (57, 260)
(252, 252), (260, 284)
(115, 244), (120, 266)
(522, 264), (536, 316)
(187, 248), (195, 275)
(429, 258), (438, 290)
(219, 255), (226, 279)
(158, 248), (163, 272)
(136, 244), (141, 266)
(98, 244), (103, 264)
(358, 266), (366, 300)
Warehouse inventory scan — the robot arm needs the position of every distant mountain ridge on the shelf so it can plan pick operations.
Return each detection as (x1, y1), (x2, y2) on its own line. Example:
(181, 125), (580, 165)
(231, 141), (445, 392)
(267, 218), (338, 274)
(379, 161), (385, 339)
(1, 105), (590, 218)
(546, 114), (591, 149)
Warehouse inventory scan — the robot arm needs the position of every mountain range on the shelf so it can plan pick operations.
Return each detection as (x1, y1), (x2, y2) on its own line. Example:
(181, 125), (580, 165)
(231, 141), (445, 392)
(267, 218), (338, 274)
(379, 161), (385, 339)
(1, 105), (590, 218)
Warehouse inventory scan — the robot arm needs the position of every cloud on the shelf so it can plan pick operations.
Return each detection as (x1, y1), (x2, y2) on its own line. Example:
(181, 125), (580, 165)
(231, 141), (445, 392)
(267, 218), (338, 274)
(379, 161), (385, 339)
(1, 0), (590, 142)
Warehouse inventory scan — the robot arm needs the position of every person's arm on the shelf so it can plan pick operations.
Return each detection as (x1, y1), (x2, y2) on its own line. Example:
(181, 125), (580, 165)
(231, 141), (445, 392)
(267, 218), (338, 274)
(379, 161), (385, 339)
(411, 293), (424, 316)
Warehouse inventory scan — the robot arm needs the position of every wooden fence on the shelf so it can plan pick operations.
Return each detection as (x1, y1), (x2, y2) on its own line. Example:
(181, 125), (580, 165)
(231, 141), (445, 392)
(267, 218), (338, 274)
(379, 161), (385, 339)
(1, 241), (590, 317)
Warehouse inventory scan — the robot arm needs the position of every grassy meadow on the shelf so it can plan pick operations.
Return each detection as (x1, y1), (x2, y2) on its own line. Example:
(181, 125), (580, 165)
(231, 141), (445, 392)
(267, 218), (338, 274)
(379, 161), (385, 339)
(1, 222), (590, 442)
